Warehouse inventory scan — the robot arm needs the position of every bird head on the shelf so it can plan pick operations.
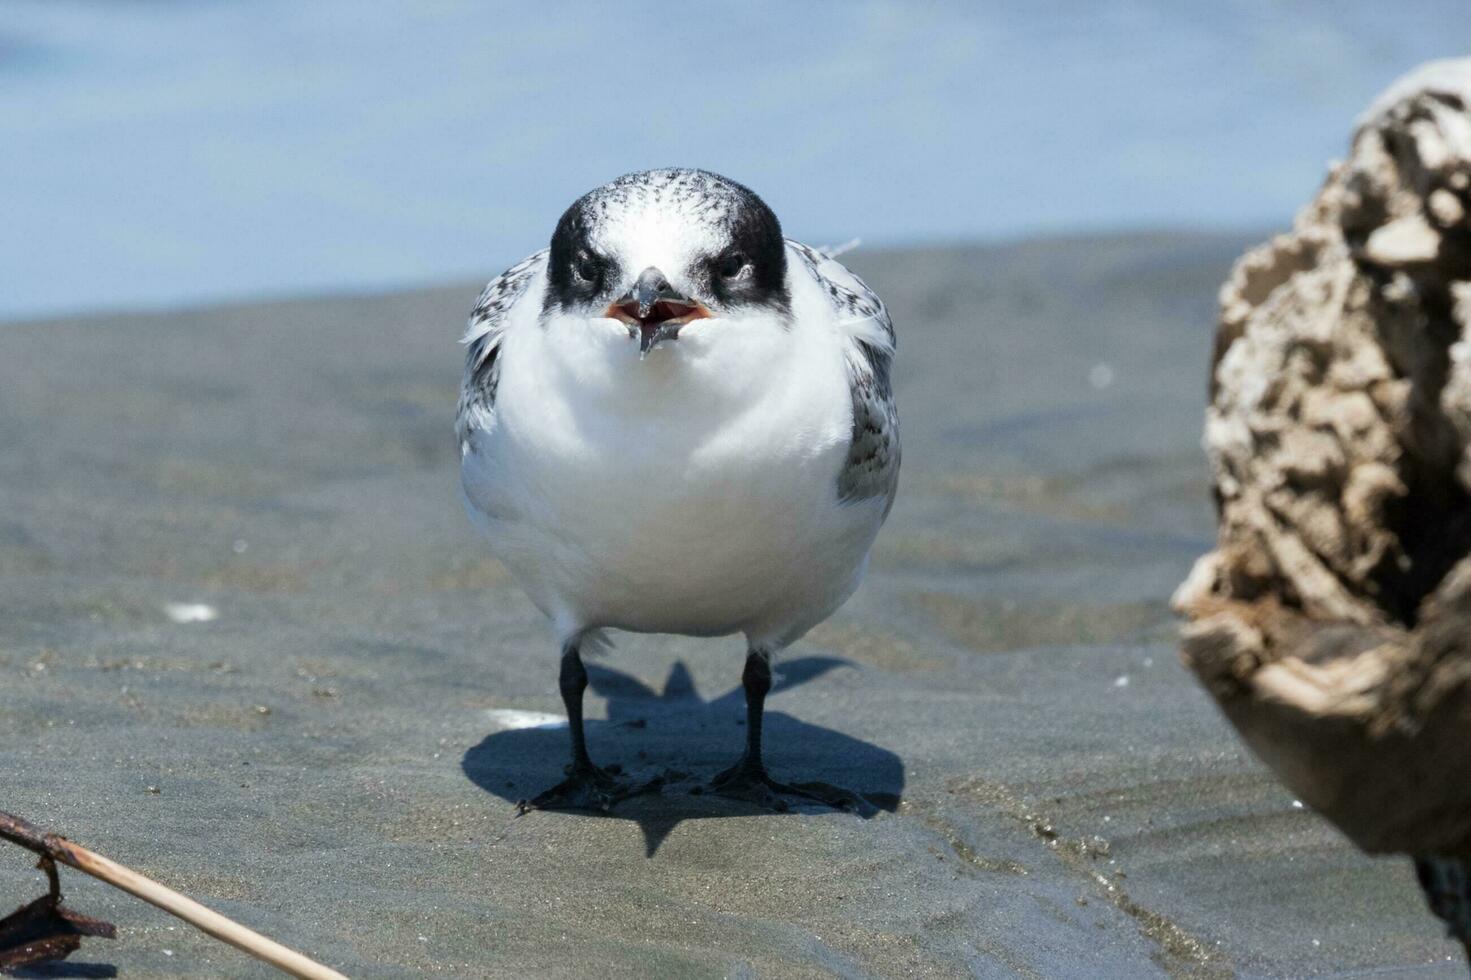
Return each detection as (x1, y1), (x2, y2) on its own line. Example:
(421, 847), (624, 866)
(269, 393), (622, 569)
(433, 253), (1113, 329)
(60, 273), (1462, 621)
(542, 169), (790, 357)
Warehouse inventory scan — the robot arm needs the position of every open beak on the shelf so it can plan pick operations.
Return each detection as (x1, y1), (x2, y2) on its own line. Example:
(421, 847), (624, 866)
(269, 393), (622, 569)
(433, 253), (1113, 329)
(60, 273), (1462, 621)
(605, 266), (710, 356)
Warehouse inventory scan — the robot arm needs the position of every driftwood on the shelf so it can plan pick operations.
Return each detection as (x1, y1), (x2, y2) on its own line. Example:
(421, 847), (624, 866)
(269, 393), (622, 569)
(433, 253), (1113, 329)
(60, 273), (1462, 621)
(1174, 57), (1471, 951)
(0, 810), (346, 978)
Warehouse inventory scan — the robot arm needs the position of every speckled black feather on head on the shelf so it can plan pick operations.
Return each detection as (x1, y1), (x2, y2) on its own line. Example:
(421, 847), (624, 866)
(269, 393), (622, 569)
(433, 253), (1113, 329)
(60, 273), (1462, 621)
(543, 168), (788, 315)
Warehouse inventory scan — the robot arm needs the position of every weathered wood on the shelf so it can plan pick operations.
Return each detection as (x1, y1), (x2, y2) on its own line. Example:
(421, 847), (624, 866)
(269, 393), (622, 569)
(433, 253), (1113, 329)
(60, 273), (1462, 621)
(1175, 58), (1471, 950)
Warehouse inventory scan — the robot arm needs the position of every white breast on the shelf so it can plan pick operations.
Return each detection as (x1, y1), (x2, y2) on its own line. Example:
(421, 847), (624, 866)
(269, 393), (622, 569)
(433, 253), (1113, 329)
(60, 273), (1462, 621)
(460, 270), (888, 649)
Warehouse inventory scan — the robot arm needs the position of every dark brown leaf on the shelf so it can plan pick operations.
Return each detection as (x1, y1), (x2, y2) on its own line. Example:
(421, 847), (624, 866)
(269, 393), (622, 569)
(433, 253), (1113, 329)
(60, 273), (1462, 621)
(0, 858), (115, 974)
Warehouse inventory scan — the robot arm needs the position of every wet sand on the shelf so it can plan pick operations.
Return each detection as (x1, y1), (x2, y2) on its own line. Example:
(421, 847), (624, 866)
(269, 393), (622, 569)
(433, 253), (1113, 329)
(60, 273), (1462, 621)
(1, 234), (1461, 977)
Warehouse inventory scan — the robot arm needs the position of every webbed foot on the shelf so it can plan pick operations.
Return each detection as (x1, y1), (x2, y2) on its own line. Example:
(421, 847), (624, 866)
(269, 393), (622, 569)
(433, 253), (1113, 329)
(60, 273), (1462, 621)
(517, 763), (657, 814)
(709, 762), (864, 813)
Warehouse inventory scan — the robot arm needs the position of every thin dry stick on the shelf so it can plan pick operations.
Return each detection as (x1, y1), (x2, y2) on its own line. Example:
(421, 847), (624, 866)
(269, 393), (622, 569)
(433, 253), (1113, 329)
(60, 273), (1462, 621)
(1, 810), (347, 980)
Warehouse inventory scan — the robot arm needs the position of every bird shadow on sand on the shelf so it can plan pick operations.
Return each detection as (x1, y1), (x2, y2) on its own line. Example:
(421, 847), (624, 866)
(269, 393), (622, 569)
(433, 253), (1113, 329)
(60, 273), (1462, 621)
(462, 656), (904, 855)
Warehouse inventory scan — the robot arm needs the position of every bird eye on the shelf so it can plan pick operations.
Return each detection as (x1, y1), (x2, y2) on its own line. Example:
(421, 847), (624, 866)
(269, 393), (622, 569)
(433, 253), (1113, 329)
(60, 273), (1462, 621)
(574, 252), (600, 284)
(715, 250), (750, 279)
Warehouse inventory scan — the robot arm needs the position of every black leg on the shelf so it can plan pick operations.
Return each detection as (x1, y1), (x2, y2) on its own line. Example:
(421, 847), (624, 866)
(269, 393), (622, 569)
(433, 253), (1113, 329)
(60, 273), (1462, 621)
(560, 642), (593, 770)
(710, 649), (863, 812)
(734, 647), (772, 775)
(517, 641), (655, 814)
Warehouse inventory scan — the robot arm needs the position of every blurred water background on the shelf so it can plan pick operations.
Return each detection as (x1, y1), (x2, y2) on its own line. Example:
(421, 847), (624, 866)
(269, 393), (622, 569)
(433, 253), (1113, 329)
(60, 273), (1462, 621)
(3, 0), (1470, 320)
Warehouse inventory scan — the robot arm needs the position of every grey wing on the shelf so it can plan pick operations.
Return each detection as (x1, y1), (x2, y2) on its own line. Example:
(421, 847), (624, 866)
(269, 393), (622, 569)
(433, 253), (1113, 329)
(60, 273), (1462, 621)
(788, 241), (900, 509)
(455, 249), (547, 449)
(841, 338), (900, 509)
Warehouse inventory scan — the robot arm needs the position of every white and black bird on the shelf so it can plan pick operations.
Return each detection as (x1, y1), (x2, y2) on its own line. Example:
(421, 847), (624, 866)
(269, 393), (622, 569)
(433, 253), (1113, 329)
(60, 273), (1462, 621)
(455, 168), (899, 812)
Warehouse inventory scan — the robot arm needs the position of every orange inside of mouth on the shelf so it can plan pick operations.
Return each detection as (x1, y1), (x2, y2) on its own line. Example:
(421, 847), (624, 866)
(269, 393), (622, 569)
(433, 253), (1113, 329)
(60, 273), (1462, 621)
(605, 299), (711, 329)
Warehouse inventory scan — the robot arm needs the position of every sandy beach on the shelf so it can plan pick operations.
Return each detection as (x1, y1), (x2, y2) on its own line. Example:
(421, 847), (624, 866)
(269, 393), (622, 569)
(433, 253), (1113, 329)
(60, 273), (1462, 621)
(1, 234), (1461, 978)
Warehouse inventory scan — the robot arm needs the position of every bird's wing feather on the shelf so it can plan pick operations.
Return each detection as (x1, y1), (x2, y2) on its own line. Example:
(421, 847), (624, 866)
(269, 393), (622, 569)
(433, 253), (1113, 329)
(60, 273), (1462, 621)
(787, 240), (900, 508)
(455, 249), (548, 449)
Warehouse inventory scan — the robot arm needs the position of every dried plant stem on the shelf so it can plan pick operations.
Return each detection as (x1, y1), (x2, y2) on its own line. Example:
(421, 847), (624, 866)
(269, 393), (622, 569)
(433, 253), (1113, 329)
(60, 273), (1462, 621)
(1, 810), (347, 979)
